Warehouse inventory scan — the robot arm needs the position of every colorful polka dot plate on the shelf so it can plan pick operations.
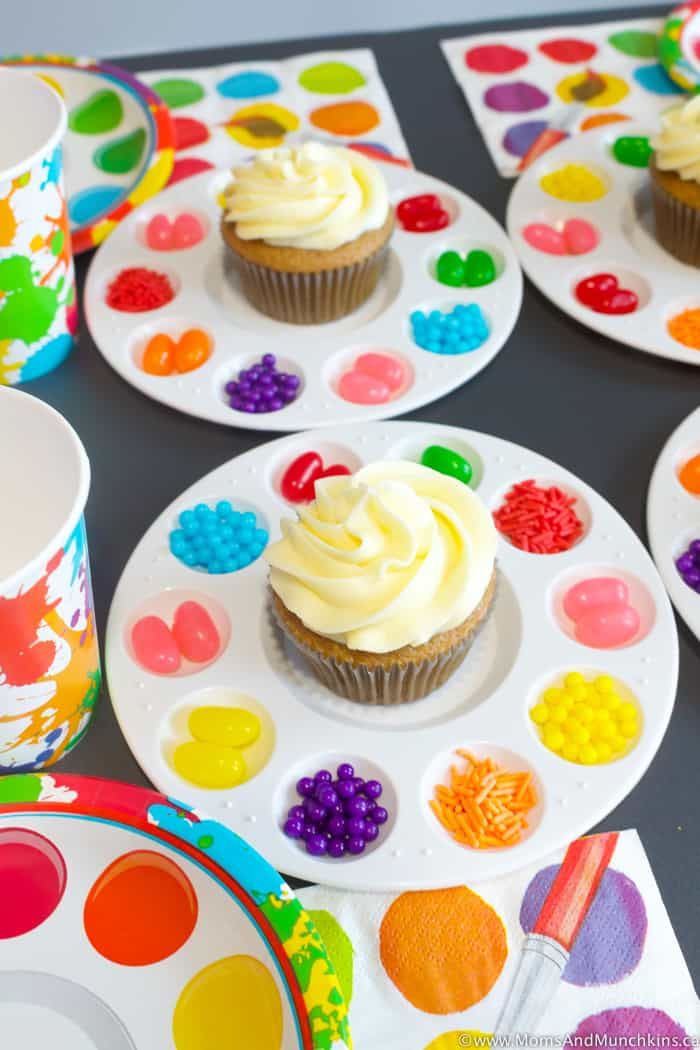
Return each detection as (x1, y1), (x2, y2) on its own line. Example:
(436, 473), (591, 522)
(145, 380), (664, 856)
(506, 122), (700, 365)
(647, 405), (700, 643)
(1, 56), (174, 253)
(83, 167), (522, 430)
(105, 422), (677, 891)
(0, 772), (349, 1049)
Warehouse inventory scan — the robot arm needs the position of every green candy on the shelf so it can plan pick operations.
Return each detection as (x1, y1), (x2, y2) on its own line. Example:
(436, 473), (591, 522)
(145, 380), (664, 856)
(421, 444), (473, 485)
(612, 135), (653, 168)
(436, 250), (466, 287)
(464, 249), (496, 287)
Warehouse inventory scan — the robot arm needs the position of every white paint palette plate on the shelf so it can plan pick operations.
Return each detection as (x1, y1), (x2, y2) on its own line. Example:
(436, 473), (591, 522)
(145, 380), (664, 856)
(0, 773), (350, 1050)
(506, 122), (700, 366)
(84, 166), (522, 430)
(647, 406), (700, 641)
(106, 422), (678, 891)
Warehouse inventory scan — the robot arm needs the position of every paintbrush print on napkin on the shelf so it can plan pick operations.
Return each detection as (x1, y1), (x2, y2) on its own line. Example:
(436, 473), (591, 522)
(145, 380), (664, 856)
(441, 18), (686, 177)
(298, 830), (699, 1050)
(139, 49), (411, 186)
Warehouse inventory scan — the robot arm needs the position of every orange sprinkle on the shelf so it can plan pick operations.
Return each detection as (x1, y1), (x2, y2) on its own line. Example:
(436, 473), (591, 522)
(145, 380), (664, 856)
(668, 308), (700, 351)
(431, 751), (538, 850)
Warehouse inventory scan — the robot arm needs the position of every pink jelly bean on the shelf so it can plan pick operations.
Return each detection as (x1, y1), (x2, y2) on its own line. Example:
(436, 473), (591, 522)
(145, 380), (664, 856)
(563, 218), (599, 255)
(131, 615), (181, 674)
(172, 601), (220, 663)
(575, 603), (640, 648)
(338, 370), (392, 404)
(354, 352), (406, 392)
(522, 222), (567, 255)
(146, 213), (174, 251)
(173, 212), (205, 249)
(563, 577), (629, 621)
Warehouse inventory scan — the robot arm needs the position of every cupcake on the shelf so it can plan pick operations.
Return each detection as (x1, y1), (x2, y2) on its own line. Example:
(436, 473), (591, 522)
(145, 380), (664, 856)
(650, 95), (700, 266)
(221, 142), (393, 324)
(266, 461), (497, 705)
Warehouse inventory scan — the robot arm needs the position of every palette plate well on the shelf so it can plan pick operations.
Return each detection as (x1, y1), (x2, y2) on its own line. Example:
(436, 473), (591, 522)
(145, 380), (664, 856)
(647, 406), (700, 642)
(0, 773), (349, 1049)
(506, 122), (700, 366)
(106, 422), (678, 891)
(1, 55), (174, 253)
(84, 166), (522, 430)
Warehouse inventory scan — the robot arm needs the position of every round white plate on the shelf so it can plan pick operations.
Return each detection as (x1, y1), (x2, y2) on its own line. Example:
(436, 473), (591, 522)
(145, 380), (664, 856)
(106, 422), (678, 891)
(84, 166), (522, 430)
(647, 406), (700, 641)
(507, 122), (700, 366)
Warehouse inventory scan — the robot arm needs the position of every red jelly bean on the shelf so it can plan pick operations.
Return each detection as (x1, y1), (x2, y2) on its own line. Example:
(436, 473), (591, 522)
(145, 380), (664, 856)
(604, 289), (638, 314)
(396, 193), (450, 233)
(172, 601), (220, 663)
(575, 273), (639, 315)
(131, 615), (181, 674)
(317, 463), (352, 482)
(355, 352), (406, 392)
(281, 452), (323, 502)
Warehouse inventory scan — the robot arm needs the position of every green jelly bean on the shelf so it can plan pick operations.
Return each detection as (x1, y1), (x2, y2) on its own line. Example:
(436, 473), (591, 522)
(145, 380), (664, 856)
(464, 249), (496, 287)
(420, 444), (473, 485)
(436, 250), (466, 287)
(612, 136), (652, 168)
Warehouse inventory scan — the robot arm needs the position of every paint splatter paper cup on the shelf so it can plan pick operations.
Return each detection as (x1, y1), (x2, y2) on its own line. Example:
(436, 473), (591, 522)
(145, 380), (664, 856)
(0, 388), (99, 771)
(0, 69), (76, 385)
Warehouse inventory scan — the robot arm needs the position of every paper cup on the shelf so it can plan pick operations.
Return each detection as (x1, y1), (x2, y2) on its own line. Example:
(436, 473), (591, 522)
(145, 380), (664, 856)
(0, 387), (99, 770)
(0, 69), (76, 385)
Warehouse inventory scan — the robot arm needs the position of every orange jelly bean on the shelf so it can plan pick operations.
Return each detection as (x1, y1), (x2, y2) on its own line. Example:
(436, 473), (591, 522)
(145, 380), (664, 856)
(679, 454), (700, 495)
(142, 333), (175, 375)
(174, 328), (211, 373)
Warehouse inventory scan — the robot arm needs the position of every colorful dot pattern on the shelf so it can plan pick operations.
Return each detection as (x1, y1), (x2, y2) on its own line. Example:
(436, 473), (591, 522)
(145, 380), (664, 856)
(445, 22), (687, 176)
(140, 52), (411, 187)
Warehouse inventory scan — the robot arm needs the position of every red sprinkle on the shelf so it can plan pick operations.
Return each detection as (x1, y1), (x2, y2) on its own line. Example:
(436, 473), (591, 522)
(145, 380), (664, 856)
(106, 267), (175, 312)
(493, 479), (584, 554)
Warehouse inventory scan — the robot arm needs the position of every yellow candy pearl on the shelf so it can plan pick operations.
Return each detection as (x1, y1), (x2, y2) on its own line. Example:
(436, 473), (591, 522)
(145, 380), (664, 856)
(572, 703), (593, 724)
(619, 721), (638, 739)
(188, 706), (261, 749)
(564, 671), (585, 689)
(594, 675), (614, 694)
(579, 743), (598, 765)
(595, 742), (613, 763)
(544, 726), (565, 751)
(609, 734), (626, 754)
(562, 742), (580, 762)
(543, 687), (564, 706)
(173, 740), (248, 789)
(530, 703), (549, 725)
(617, 702), (637, 723)
(549, 705), (568, 725)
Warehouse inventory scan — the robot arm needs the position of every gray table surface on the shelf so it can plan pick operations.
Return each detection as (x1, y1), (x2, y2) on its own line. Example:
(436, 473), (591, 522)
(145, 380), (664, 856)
(27, 7), (699, 984)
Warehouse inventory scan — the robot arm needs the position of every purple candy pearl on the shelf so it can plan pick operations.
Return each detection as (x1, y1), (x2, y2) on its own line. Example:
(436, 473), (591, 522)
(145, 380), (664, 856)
(302, 823), (318, 841)
(306, 833), (328, 857)
(326, 814), (346, 837)
(329, 800), (344, 816)
(684, 568), (700, 587)
(363, 820), (379, 842)
(690, 540), (700, 555)
(346, 816), (367, 837)
(288, 805), (306, 821)
(304, 799), (327, 823)
(316, 785), (338, 807)
(224, 380), (237, 395)
(345, 796), (369, 817)
(314, 769), (332, 784)
(269, 398), (284, 411)
(337, 763), (355, 780)
(328, 838), (346, 858)
(283, 818), (304, 839)
(364, 779), (383, 800)
(369, 805), (388, 825)
(677, 554), (694, 573)
(262, 353), (276, 367)
(353, 777), (365, 792)
(347, 836), (366, 855)
(297, 777), (315, 798)
(337, 780), (356, 800)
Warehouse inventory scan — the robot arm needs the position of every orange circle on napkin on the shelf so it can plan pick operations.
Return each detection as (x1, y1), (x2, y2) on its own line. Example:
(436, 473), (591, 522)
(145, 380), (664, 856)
(380, 887), (507, 1014)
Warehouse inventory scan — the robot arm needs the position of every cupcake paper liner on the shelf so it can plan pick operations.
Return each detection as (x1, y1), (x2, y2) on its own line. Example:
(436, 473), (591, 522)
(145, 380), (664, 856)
(230, 242), (390, 325)
(651, 177), (700, 267)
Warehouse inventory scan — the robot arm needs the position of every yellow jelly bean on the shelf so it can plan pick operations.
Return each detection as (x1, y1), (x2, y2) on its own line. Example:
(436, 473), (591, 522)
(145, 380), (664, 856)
(595, 741), (613, 763)
(573, 703), (593, 724)
(540, 164), (607, 203)
(549, 705), (568, 724)
(562, 741), (580, 762)
(188, 706), (261, 749)
(173, 741), (248, 789)
(543, 687), (564, 705)
(544, 726), (565, 752)
(565, 671), (585, 689)
(617, 702), (637, 723)
(594, 675), (614, 694)
(530, 703), (549, 725)
(579, 743), (598, 765)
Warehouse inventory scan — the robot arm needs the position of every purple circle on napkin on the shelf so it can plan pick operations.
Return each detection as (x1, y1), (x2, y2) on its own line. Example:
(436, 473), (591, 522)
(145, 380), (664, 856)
(520, 865), (647, 985)
(573, 1008), (688, 1041)
(484, 81), (549, 113)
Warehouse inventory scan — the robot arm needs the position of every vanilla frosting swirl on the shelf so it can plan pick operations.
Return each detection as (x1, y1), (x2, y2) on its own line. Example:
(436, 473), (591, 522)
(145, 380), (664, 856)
(266, 461), (497, 653)
(223, 142), (389, 250)
(652, 96), (700, 183)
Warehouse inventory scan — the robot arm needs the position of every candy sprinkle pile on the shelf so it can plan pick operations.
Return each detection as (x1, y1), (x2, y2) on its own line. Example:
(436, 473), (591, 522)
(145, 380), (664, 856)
(531, 672), (641, 764)
(283, 763), (388, 859)
(169, 501), (268, 573)
(410, 304), (489, 355)
(106, 267), (175, 312)
(493, 479), (585, 553)
(430, 750), (537, 849)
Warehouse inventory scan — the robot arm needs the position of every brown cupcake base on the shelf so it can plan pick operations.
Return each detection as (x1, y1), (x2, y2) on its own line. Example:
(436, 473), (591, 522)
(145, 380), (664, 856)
(650, 158), (700, 268)
(271, 571), (497, 705)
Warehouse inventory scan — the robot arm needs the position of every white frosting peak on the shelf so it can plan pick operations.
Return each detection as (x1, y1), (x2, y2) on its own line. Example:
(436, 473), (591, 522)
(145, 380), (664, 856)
(653, 96), (700, 184)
